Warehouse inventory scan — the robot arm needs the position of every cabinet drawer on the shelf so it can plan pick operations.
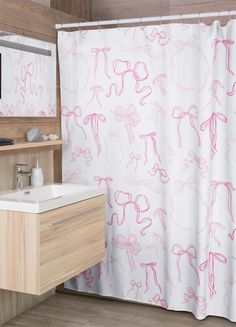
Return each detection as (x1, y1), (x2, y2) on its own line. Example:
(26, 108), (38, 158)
(39, 196), (105, 294)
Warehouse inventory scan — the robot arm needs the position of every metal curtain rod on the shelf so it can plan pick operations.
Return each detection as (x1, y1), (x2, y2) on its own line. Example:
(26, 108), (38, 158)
(0, 40), (51, 56)
(55, 10), (236, 30)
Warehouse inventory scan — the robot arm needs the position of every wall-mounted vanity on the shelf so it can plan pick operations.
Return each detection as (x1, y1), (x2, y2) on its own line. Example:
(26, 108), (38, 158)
(0, 184), (105, 295)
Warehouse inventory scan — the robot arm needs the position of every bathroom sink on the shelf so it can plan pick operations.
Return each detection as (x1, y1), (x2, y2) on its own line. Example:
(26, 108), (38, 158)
(0, 183), (105, 213)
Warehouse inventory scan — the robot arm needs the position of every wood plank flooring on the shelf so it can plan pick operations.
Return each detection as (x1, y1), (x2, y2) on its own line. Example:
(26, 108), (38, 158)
(3, 292), (235, 327)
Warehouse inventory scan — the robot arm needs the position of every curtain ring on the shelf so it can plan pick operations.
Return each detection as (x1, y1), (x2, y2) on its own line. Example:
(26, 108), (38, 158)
(117, 19), (120, 30)
(78, 22), (81, 32)
(180, 14), (183, 25)
(198, 13), (201, 24)
(139, 17), (143, 30)
(98, 20), (101, 32)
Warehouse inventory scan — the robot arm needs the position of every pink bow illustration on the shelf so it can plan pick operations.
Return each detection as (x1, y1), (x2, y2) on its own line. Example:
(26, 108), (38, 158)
(140, 262), (162, 293)
(172, 105), (201, 148)
(84, 113), (106, 156)
(148, 163), (169, 183)
(128, 280), (142, 299)
(228, 228), (236, 240)
(199, 252), (227, 298)
(200, 112), (227, 158)
(227, 81), (236, 96)
(210, 180), (235, 222)
(87, 85), (104, 107)
(183, 151), (208, 176)
(152, 293), (168, 309)
(208, 221), (225, 246)
(62, 105), (87, 142)
(175, 36), (196, 52)
(146, 28), (169, 46)
(64, 168), (81, 182)
(91, 47), (111, 79)
(107, 59), (152, 105)
(171, 244), (200, 285)
(182, 287), (206, 315)
(5, 104), (14, 116)
(71, 146), (93, 165)
(212, 39), (235, 75)
(114, 234), (141, 271)
(139, 131), (161, 164)
(114, 105), (140, 145)
(204, 80), (224, 110)
(126, 153), (141, 172)
(174, 176), (196, 193)
(94, 176), (113, 208)
(108, 191), (152, 235)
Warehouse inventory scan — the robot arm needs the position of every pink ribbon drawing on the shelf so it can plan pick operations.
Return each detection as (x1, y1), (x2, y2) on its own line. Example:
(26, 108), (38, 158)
(228, 228), (236, 240)
(153, 208), (167, 230)
(199, 252), (227, 298)
(212, 39), (235, 75)
(227, 81), (236, 96)
(107, 191), (152, 235)
(183, 151), (208, 176)
(71, 146), (93, 166)
(207, 221), (225, 247)
(147, 233), (166, 258)
(204, 80), (224, 110)
(139, 132), (161, 165)
(62, 105), (87, 142)
(140, 262), (162, 294)
(148, 163), (169, 183)
(87, 85), (104, 107)
(182, 287), (206, 315)
(94, 176), (113, 208)
(114, 105), (140, 145)
(126, 153), (141, 172)
(107, 59), (152, 105)
(20, 62), (43, 104)
(153, 74), (167, 95)
(171, 244), (200, 285)
(200, 112), (227, 158)
(172, 105), (201, 148)
(127, 280), (142, 299)
(84, 113), (106, 156)
(146, 28), (169, 46)
(64, 168), (81, 182)
(114, 234), (141, 272)
(5, 104), (14, 116)
(152, 293), (168, 309)
(81, 268), (94, 288)
(91, 47), (111, 79)
(209, 180), (235, 222)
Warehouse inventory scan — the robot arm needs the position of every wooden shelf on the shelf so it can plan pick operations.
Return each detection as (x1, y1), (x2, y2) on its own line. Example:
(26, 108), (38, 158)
(0, 140), (65, 152)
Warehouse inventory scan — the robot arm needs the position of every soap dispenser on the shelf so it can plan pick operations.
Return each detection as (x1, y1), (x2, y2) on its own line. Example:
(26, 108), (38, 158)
(31, 157), (44, 187)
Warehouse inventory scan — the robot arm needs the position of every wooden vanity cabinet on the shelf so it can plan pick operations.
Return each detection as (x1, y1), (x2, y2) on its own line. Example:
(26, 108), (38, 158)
(0, 195), (105, 295)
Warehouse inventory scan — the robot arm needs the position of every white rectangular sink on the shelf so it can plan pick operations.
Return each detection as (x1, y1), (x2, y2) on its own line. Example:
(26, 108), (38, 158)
(0, 183), (105, 213)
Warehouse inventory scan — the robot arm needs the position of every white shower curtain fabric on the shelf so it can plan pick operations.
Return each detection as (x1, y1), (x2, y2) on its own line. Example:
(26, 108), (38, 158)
(58, 21), (236, 321)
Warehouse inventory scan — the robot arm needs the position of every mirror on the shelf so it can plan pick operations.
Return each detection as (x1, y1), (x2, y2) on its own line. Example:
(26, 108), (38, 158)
(0, 31), (56, 117)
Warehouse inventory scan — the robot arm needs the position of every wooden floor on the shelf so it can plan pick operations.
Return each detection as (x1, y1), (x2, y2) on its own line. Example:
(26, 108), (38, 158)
(3, 292), (235, 327)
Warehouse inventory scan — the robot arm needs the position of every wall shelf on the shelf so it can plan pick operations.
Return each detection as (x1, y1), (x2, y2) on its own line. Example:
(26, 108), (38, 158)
(0, 140), (65, 152)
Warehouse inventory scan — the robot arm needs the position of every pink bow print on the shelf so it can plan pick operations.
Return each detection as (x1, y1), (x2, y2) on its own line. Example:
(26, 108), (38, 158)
(228, 228), (236, 240)
(139, 132), (161, 165)
(114, 234), (141, 271)
(128, 280), (142, 299)
(108, 191), (152, 235)
(172, 105), (201, 148)
(175, 36), (196, 52)
(182, 287), (206, 315)
(210, 180), (235, 222)
(140, 262), (162, 294)
(171, 244), (200, 285)
(208, 221), (225, 246)
(84, 113), (106, 156)
(227, 81), (236, 96)
(212, 39), (235, 75)
(64, 168), (81, 182)
(199, 252), (227, 298)
(200, 112), (227, 158)
(87, 85), (104, 107)
(94, 176), (113, 208)
(183, 151), (208, 176)
(114, 105), (140, 145)
(152, 293), (168, 309)
(204, 80), (224, 110)
(126, 153), (141, 172)
(146, 28), (169, 46)
(107, 59), (152, 105)
(71, 146), (93, 166)
(62, 105), (87, 142)
(148, 163), (169, 183)
(91, 47), (111, 79)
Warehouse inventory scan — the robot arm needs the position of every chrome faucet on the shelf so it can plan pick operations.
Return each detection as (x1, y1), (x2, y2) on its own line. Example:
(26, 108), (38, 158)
(16, 164), (32, 191)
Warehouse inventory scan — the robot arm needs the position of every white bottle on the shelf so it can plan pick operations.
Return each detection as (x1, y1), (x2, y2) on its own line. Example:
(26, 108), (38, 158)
(31, 157), (44, 187)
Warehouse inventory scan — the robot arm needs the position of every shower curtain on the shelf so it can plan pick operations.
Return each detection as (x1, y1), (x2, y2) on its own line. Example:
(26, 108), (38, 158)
(58, 20), (236, 321)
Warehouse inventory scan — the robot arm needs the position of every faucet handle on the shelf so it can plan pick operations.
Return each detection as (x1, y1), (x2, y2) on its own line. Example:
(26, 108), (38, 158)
(16, 163), (28, 172)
